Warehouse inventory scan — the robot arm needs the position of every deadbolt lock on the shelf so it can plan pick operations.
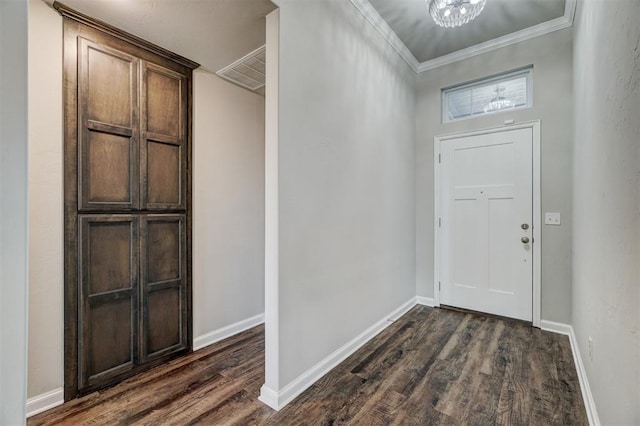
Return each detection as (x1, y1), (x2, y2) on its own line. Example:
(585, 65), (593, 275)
(521, 223), (529, 230)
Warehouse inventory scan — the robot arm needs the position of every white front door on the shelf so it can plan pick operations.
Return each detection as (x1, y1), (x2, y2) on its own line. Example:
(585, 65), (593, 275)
(440, 127), (533, 321)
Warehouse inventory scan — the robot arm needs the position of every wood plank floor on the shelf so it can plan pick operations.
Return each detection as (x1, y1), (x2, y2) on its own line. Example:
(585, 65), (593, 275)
(30, 306), (588, 425)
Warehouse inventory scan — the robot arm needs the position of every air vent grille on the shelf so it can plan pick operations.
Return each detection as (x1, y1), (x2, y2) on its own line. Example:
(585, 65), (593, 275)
(216, 45), (265, 92)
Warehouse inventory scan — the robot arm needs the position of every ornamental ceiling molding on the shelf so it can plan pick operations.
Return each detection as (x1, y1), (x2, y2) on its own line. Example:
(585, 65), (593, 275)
(348, 0), (577, 74)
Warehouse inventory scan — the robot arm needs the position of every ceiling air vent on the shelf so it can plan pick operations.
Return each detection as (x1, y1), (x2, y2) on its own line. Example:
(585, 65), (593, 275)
(216, 45), (265, 92)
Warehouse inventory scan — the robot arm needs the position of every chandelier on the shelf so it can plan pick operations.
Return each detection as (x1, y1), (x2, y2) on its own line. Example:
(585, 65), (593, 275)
(428, 0), (488, 28)
(483, 86), (514, 113)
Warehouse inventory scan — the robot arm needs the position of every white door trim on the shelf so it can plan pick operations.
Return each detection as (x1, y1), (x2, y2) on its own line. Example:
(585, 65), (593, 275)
(433, 121), (541, 327)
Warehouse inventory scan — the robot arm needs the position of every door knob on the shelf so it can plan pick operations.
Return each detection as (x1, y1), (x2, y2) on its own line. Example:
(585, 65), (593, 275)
(521, 236), (530, 244)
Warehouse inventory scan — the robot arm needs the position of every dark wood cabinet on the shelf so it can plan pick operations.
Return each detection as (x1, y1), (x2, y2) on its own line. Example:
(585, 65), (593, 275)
(140, 214), (188, 362)
(141, 62), (188, 211)
(57, 2), (199, 400)
(79, 215), (139, 388)
(78, 38), (140, 212)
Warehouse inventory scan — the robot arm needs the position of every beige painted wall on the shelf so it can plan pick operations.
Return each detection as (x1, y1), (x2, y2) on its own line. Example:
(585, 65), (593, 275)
(27, 0), (64, 399)
(415, 29), (574, 323)
(192, 70), (265, 339)
(572, 0), (640, 423)
(27, 1), (266, 401)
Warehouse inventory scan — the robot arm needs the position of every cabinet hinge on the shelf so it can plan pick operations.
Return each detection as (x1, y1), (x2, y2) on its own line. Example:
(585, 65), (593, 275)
(438, 217), (441, 228)
(438, 153), (441, 163)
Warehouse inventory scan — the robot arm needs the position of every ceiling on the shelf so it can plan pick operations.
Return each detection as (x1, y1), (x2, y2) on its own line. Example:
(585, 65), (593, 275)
(358, 0), (577, 73)
(364, 0), (568, 67)
(47, 0), (571, 76)
(47, 0), (277, 73)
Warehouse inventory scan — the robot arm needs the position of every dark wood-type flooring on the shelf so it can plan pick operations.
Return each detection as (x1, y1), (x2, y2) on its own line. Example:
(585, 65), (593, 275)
(30, 306), (588, 425)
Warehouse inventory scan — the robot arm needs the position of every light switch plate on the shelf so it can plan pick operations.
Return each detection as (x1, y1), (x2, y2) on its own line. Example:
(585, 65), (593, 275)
(545, 212), (561, 225)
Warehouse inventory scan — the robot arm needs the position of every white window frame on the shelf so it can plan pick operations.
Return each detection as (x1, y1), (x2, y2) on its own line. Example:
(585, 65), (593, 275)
(442, 66), (534, 123)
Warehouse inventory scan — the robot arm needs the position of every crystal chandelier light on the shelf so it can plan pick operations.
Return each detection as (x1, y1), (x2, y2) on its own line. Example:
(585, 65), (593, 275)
(428, 0), (488, 28)
(483, 86), (514, 113)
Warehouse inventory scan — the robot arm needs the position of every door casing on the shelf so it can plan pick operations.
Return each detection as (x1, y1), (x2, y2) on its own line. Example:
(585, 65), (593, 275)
(433, 121), (541, 327)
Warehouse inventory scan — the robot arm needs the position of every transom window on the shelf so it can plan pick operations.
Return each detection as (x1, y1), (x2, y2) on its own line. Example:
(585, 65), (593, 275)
(442, 67), (533, 123)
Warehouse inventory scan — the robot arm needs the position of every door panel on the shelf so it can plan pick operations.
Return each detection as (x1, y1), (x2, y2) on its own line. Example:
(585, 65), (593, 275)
(452, 197), (484, 289)
(140, 215), (187, 361)
(141, 62), (186, 210)
(78, 38), (139, 211)
(88, 298), (133, 381)
(85, 44), (134, 128)
(79, 215), (138, 388)
(488, 197), (517, 294)
(147, 287), (182, 355)
(86, 218), (135, 294)
(146, 68), (182, 138)
(86, 132), (133, 204)
(441, 128), (533, 321)
(147, 219), (181, 282)
(453, 141), (515, 187)
(147, 140), (181, 206)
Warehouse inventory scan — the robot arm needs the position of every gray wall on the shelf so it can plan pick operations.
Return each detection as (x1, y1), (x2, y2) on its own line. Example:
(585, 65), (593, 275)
(572, 0), (640, 423)
(0, 0), (29, 422)
(193, 70), (265, 340)
(415, 29), (574, 323)
(275, 0), (417, 387)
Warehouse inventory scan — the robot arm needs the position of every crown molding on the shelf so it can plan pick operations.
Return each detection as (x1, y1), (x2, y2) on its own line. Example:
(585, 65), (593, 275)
(417, 0), (576, 72)
(349, 0), (420, 72)
(351, 0), (576, 74)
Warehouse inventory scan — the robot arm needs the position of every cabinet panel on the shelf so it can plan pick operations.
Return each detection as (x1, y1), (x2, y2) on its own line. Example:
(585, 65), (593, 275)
(147, 140), (181, 206)
(78, 38), (139, 211)
(86, 218), (134, 294)
(85, 42), (134, 127)
(147, 287), (182, 355)
(79, 215), (138, 388)
(147, 218), (181, 282)
(146, 68), (182, 138)
(86, 131), (133, 205)
(141, 62), (187, 210)
(141, 215), (187, 361)
(87, 298), (133, 381)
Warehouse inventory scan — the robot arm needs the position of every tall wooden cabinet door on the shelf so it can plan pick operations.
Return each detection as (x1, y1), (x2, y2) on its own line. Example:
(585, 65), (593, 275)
(140, 214), (188, 362)
(78, 38), (140, 211)
(141, 62), (187, 211)
(78, 215), (139, 390)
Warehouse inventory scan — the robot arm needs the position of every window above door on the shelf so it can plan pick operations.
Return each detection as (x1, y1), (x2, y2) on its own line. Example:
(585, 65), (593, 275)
(442, 66), (533, 123)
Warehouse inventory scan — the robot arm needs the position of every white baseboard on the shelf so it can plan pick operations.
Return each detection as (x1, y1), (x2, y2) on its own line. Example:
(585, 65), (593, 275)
(540, 320), (601, 426)
(26, 387), (64, 418)
(416, 296), (436, 307)
(540, 319), (572, 335)
(193, 312), (265, 351)
(258, 384), (280, 410)
(259, 297), (417, 411)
